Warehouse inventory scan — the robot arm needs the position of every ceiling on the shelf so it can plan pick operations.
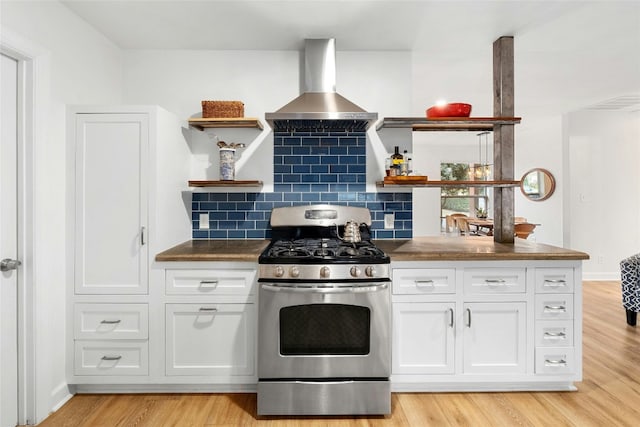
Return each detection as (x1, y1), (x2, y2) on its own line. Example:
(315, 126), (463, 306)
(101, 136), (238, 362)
(59, 0), (640, 112)
(60, 0), (584, 52)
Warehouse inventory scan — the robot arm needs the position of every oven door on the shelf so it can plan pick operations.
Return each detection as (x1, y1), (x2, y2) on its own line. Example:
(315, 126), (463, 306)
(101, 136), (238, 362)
(258, 281), (390, 379)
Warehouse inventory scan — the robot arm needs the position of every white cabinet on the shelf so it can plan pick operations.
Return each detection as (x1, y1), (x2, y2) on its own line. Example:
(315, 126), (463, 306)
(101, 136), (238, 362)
(165, 269), (256, 296)
(74, 341), (148, 376)
(69, 106), (190, 295)
(534, 268), (578, 376)
(72, 303), (149, 376)
(391, 261), (582, 391)
(67, 106), (190, 384)
(73, 112), (149, 294)
(392, 302), (455, 374)
(462, 302), (526, 374)
(163, 267), (257, 383)
(74, 303), (148, 340)
(165, 303), (255, 376)
(463, 268), (526, 294)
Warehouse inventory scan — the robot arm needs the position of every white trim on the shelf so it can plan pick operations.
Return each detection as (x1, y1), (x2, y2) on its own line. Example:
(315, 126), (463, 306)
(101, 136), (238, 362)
(582, 272), (621, 281)
(0, 27), (51, 425)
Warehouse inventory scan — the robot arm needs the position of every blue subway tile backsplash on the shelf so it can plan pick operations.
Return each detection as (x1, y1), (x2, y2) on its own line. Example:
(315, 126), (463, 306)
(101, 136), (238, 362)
(191, 130), (412, 239)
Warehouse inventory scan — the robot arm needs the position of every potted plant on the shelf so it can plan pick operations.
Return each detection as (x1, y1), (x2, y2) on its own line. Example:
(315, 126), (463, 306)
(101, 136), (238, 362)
(476, 208), (488, 219)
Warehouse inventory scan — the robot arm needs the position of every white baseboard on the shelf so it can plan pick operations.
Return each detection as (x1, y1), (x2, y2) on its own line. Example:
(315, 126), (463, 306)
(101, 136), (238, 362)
(583, 272), (621, 281)
(44, 382), (73, 422)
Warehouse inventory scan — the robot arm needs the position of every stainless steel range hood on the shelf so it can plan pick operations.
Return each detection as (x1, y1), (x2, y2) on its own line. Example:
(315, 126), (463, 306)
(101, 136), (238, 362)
(266, 39), (378, 132)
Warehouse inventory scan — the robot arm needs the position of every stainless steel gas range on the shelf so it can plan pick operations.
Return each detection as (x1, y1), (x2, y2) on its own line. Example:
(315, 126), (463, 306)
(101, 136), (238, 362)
(257, 204), (391, 416)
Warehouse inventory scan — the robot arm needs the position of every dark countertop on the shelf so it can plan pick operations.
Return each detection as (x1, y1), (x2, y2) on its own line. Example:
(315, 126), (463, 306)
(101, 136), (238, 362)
(155, 239), (270, 262)
(374, 236), (589, 261)
(155, 237), (589, 262)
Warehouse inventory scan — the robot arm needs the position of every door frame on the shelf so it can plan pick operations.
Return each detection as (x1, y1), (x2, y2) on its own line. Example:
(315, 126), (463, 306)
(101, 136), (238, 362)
(1, 29), (47, 425)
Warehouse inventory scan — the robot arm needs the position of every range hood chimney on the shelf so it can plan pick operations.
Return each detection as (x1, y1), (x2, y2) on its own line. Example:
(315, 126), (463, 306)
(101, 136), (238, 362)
(266, 39), (378, 132)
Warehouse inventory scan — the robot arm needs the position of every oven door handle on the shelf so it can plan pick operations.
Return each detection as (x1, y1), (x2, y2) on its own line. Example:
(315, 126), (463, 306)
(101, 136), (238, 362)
(260, 283), (389, 294)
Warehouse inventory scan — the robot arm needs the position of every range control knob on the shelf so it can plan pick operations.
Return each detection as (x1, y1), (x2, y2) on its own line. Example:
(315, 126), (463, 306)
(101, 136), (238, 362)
(274, 266), (285, 278)
(320, 266), (331, 279)
(365, 266), (376, 277)
(350, 266), (361, 277)
(289, 266), (300, 278)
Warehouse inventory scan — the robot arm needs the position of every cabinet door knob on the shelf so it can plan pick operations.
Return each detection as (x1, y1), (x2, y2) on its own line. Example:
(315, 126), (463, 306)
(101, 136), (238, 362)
(0, 258), (21, 272)
(140, 226), (146, 245)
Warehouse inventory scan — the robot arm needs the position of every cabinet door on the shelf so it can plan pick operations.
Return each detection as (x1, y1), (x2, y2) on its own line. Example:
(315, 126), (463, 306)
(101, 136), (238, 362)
(392, 302), (455, 374)
(74, 113), (148, 294)
(463, 302), (526, 374)
(165, 303), (255, 376)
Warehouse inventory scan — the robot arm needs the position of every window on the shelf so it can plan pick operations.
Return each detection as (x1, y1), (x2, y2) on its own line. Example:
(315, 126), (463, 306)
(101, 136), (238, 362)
(440, 163), (490, 231)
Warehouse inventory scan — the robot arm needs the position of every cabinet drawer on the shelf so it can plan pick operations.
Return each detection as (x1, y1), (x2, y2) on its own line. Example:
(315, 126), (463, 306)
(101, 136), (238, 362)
(535, 295), (574, 320)
(535, 320), (574, 347)
(535, 347), (575, 375)
(165, 269), (256, 296)
(535, 268), (574, 293)
(165, 303), (255, 376)
(74, 341), (148, 376)
(74, 304), (148, 339)
(463, 268), (526, 294)
(392, 269), (456, 294)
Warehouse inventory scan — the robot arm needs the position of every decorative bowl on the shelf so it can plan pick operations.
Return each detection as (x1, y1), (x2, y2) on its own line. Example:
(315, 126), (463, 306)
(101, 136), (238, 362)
(426, 103), (472, 118)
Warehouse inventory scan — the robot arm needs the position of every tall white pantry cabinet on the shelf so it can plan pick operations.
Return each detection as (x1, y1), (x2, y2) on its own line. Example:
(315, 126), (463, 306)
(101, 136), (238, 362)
(66, 106), (191, 385)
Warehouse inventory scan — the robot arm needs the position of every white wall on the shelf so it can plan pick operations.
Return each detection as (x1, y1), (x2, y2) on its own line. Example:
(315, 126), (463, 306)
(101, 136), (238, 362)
(566, 110), (640, 280)
(121, 49), (411, 188)
(1, 1), (122, 422)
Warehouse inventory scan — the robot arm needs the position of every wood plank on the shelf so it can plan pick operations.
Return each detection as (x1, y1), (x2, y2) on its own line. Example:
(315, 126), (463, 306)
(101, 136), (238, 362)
(188, 117), (264, 130)
(492, 36), (515, 243)
(376, 117), (522, 131)
(188, 180), (263, 187)
(377, 180), (520, 188)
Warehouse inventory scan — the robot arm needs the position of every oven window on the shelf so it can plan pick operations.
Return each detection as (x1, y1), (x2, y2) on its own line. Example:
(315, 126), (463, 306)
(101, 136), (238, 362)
(279, 304), (370, 355)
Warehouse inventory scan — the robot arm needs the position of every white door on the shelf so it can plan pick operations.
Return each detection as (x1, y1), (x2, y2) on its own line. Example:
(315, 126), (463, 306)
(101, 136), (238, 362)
(74, 113), (149, 294)
(463, 302), (527, 374)
(392, 302), (455, 374)
(1, 52), (20, 427)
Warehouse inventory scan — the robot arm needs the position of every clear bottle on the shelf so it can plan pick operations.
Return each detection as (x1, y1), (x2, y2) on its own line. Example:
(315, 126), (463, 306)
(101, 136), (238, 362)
(400, 150), (410, 175)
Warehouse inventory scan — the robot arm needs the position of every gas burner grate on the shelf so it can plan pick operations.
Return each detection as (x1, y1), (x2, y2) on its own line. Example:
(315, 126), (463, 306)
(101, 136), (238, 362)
(262, 237), (388, 264)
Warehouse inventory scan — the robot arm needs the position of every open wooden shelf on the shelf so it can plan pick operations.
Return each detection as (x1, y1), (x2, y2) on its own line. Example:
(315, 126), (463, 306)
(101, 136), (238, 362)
(376, 180), (521, 188)
(376, 117), (521, 132)
(188, 180), (263, 188)
(188, 117), (264, 131)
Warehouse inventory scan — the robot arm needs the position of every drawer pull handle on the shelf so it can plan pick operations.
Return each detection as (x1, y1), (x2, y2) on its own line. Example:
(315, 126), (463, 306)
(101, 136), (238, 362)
(466, 308), (471, 328)
(544, 358), (567, 366)
(544, 305), (567, 312)
(100, 319), (121, 325)
(101, 355), (122, 361)
(544, 331), (567, 338)
(544, 279), (566, 286)
(415, 280), (434, 287)
(199, 280), (219, 287)
(485, 279), (506, 285)
(199, 307), (218, 312)
(448, 308), (454, 328)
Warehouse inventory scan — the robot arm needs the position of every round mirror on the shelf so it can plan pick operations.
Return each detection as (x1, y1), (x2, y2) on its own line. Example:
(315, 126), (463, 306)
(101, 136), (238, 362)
(520, 168), (556, 201)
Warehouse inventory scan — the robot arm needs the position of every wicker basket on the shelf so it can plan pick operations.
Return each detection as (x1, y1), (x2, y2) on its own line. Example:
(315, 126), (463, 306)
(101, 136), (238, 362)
(201, 100), (244, 118)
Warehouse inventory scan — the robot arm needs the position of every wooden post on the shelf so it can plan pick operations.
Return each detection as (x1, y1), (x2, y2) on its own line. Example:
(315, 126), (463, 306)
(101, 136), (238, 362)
(493, 36), (515, 243)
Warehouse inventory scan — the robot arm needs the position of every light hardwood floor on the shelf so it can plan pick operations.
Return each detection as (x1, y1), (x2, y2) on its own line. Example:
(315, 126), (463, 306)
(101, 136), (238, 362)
(36, 281), (639, 426)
